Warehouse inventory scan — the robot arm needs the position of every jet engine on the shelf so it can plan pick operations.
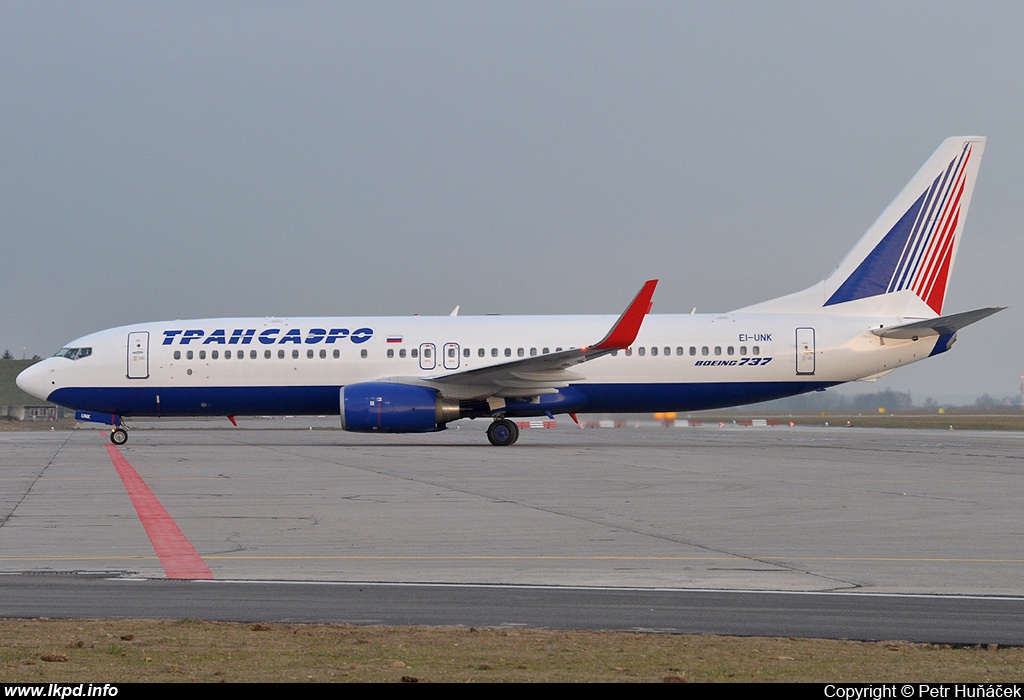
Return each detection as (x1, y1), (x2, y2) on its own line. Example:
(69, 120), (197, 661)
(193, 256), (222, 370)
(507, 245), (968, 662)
(340, 383), (461, 433)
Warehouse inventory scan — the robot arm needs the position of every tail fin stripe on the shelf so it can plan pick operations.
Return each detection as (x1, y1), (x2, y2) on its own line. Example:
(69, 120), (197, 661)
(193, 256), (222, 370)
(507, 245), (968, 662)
(888, 143), (971, 299)
(912, 149), (970, 302)
(892, 145), (969, 294)
(916, 174), (965, 301)
(921, 209), (959, 312)
(889, 175), (943, 292)
(919, 206), (958, 302)
(891, 158), (954, 289)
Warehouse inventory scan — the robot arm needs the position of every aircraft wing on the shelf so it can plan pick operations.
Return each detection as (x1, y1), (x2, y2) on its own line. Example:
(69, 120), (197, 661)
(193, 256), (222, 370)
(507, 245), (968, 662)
(378, 280), (657, 400)
(872, 307), (1005, 340)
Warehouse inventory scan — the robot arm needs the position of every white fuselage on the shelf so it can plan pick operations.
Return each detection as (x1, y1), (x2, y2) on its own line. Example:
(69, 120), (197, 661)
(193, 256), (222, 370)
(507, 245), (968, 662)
(17, 311), (939, 420)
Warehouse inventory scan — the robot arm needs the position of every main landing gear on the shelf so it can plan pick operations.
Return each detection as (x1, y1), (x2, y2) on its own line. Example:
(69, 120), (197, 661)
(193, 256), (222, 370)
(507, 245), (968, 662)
(486, 417), (520, 447)
(110, 423), (129, 446)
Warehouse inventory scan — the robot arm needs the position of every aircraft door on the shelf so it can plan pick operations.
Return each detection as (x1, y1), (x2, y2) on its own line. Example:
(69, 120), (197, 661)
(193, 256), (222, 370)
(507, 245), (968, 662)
(796, 327), (815, 375)
(419, 343), (436, 371)
(127, 331), (150, 379)
(443, 343), (460, 370)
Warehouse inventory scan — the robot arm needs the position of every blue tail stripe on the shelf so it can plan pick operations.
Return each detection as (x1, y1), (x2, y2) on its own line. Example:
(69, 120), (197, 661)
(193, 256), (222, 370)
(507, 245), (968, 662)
(824, 191), (926, 306)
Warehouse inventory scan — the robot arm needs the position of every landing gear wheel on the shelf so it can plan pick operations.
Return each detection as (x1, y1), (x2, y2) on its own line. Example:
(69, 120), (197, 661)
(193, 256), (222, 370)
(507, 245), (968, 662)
(487, 418), (520, 446)
(110, 428), (128, 446)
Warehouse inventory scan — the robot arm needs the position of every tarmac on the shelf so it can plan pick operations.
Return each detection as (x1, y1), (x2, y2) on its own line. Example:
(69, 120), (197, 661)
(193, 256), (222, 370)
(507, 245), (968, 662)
(2, 418), (1022, 596)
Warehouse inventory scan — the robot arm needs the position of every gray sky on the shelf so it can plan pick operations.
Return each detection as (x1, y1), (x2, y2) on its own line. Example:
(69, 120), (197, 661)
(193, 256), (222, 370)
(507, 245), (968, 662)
(2, 2), (1021, 403)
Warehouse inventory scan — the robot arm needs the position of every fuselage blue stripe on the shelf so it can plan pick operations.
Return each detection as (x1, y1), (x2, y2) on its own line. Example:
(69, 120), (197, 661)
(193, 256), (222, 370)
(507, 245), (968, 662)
(49, 381), (839, 419)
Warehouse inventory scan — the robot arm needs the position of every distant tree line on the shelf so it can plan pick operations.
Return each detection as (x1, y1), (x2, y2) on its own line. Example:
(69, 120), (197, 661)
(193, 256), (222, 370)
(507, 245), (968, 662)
(758, 388), (915, 412)
(752, 388), (1019, 411)
(1, 350), (41, 361)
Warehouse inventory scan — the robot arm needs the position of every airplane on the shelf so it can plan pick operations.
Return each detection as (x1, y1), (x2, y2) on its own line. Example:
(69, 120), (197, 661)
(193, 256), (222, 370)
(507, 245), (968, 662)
(17, 136), (1003, 447)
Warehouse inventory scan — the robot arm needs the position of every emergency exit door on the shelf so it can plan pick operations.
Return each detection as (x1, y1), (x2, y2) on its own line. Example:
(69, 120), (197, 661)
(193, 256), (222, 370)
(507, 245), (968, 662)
(796, 327), (815, 375)
(127, 331), (150, 379)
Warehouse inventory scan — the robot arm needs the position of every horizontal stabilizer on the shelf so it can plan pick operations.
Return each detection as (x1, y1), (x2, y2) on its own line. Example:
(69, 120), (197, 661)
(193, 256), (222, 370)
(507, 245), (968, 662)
(872, 307), (1004, 340)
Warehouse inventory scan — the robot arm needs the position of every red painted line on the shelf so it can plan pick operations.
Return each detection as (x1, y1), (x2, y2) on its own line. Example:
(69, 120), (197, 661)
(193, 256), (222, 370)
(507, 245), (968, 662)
(104, 444), (213, 580)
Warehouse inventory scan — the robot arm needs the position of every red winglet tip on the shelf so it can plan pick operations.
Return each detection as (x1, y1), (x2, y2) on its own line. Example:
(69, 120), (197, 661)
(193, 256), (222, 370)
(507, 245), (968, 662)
(593, 279), (658, 351)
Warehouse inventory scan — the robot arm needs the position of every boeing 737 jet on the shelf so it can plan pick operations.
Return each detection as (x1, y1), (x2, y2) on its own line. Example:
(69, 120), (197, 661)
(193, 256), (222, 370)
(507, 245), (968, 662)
(17, 137), (1002, 446)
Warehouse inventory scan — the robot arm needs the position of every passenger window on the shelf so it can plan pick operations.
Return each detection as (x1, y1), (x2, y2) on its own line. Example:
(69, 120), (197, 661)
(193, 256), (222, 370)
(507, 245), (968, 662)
(701, 347), (709, 356)
(676, 347), (683, 356)
(463, 348), (470, 358)
(307, 349), (314, 359)
(727, 346), (734, 356)
(714, 346), (722, 356)
(478, 348), (485, 357)
(387, 349), (394, 358)
(625, 348), (632, 356)
(320, 349), (326, 359)
(399, 349), (406, 358)
(753, 346), (760, 355)
(199, 350), (206, 360)
(639, 347), (646, 356)
(689, 346), (696, 356)
(542, 347), (549, 354)
(278, 349), (285, 359)
(492, 348), (498, 357)
(360, 349), (367, 358)
(650, 347), (657, 356)
(504, 348), (511, 357)
(530, 348), (537, 357)
(517, 348), (524, 357)
(174, 351), (181, 360)
(412, 349), (418, 358)
(187, 350), (194, 360)
(448, 347), (455, 358)
(664, 347), (670, 356)
(333, 349), (340, 359)
(740, 346), (747, 356)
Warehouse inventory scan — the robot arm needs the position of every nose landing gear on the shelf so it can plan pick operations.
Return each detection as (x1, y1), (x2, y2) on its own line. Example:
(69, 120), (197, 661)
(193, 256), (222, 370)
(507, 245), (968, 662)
(110, 424), (129, 446)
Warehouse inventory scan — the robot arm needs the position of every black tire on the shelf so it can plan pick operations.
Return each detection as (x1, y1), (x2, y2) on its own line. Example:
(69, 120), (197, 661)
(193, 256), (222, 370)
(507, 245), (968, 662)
(487, 418), (519, 446)
(110, 428), (128, 446)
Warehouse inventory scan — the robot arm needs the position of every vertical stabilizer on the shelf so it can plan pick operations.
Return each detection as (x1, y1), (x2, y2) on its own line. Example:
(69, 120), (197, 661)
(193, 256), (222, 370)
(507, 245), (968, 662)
(737, 137), (985, 317)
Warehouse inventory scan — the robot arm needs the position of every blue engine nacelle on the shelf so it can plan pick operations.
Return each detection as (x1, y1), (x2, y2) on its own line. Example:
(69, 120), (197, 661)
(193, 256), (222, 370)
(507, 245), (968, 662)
(340, 383), (462, 433)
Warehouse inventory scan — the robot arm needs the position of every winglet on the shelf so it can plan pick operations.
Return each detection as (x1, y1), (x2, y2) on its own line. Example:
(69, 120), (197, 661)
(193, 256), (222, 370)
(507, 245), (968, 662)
(592, 280), (658, 351)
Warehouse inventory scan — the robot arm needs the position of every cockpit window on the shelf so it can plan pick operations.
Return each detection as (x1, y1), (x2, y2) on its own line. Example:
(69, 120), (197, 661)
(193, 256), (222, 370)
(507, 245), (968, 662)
(54, 347), (92, 360)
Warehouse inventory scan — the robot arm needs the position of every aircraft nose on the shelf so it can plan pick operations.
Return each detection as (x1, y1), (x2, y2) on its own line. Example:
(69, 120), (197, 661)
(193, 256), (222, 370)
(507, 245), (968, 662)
(16, 361), (54, 401)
